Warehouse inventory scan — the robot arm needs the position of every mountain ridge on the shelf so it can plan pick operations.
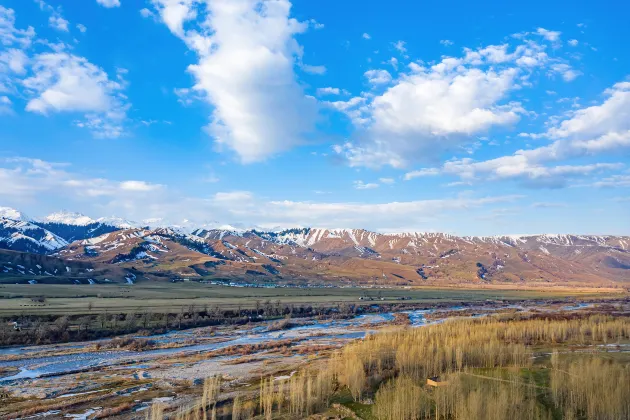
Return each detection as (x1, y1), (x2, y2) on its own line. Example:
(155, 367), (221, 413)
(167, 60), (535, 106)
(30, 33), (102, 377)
(1, 207), (628, 287)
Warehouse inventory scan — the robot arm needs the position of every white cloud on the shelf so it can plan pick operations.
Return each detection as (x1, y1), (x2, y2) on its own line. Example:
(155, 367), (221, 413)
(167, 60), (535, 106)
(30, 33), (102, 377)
(23, 53), (129, 138)
(0, 48), (28, 74)
(536, 27), (561, 42)
(301, 64), (326, 75)
(379, 177), (395, 184)
(568, 39), (578, 47)
(364, 69), (392, 85)
(0, 157), (527, 232)
(0, 157), (162, 201)
(33, 1), (70, 32)
(392, 40), (406, 53)
(173, 87), (203, 105)
(423, 81), (630, 188)
(316, 87), (340, 96)
(332, 142), (405, 169)
(48, 15), (69, 32)
(362, 33), (371, 40)
(140, 8), (154, 18)
(212, 191), (254, 204)
(353, 180), (379, 189)
(330, 32), (594, 169)
(336, 65), (523, 167)
(0, 95), (12, 114)
(0, 7), (130, 137)
(444, 158), (622, 188)
(404, 168), (441, 180)
(531, 202), (567, 208)
(550, 63), (581, 81)
(0, 6), (35, 48)
(589, 174), (630, 188)
(440, 39), (454, 46)
(96, 0), (121, 8)
(150, 0), (318, 163)
(546, 81), (630, 143)
(119, 180), (163, 192)
(307, 19), (324, 30)
(76, 23), (87, 33)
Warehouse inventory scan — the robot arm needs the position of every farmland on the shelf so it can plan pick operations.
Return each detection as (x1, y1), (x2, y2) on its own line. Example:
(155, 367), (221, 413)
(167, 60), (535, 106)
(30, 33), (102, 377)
(0, 282), (620, 316)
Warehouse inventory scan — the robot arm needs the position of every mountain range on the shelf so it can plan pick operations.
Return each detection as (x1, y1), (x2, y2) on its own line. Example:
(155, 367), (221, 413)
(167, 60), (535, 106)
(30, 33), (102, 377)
(0, 207), (628, 288)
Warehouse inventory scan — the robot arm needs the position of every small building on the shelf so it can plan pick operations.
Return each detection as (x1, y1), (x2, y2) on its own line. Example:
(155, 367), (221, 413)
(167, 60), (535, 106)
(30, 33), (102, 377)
(427, 376), (448, 387)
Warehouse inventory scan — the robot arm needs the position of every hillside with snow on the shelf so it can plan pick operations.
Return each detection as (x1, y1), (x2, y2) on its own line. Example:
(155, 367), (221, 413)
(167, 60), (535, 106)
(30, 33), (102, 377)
(0, 207), (628, 287)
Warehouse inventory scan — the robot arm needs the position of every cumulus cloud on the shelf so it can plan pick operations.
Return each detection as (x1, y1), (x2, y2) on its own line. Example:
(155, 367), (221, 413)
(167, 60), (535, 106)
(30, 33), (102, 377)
(48, 15), (69, 32)
(22, 53), (129, 137)
(546, 81), (630, 143)
(550, 63), (581, 81)
(336, 65), (523, 167)
(536, 27), (561, 42)
(0, 48), (28, 74)
(0, 6), (130, 137)
(404, 80), (630, 188)
(362, 33), (371, 40)
(150, 0), (318, 163)
(364, 69), (392, 85)
(331, 32), (592, 169)
(0, 7), (35, 48)
(440, 39), (454, 46)
(568, 39), (578, 47)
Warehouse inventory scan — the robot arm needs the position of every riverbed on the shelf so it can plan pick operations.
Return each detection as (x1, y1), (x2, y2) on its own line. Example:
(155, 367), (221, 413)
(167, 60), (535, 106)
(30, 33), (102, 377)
(0, 301), (604, 419)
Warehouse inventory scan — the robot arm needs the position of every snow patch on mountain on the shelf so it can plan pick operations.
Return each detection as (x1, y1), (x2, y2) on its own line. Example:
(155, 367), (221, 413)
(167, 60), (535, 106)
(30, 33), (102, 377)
(95, 216), (138, 229)
(0, 218), (68, 253)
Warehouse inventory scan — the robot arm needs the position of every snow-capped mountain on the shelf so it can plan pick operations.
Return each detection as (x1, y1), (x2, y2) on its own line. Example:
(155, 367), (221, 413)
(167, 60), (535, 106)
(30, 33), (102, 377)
(0, 206), (32, 222)
(95, 216), (138, 229)
(42, 211), (96, 226)
(141, 217), (227, 233)
(0, 218), (68, 254)
(1, 206), (629, 286)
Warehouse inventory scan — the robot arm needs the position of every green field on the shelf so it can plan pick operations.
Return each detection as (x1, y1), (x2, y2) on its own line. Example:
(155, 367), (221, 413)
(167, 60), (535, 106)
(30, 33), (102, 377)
(0, 282), (620, 316)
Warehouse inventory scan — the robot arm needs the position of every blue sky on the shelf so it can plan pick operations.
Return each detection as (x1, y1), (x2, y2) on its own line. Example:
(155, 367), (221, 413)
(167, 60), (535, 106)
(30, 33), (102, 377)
(0, 0), (628, 235)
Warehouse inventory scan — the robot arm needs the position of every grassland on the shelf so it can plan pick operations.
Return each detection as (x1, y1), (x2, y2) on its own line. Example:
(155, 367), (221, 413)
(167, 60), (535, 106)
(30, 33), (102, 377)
(0, 282), (622, 316)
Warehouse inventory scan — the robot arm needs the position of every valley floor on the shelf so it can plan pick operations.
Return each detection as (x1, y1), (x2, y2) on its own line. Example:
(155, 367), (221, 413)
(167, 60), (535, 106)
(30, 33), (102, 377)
(0, 298), (629, 419)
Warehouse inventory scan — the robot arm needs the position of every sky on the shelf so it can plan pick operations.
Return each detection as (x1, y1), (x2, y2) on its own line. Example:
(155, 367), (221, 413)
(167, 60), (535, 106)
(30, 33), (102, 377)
(0, 0), (629, 235)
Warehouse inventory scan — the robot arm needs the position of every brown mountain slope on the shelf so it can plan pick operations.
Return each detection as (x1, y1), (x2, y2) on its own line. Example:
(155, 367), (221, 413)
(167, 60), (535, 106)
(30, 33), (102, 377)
(2, 227), (628, 287)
